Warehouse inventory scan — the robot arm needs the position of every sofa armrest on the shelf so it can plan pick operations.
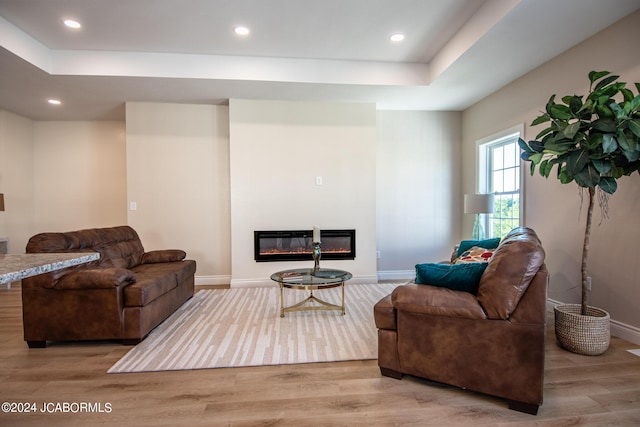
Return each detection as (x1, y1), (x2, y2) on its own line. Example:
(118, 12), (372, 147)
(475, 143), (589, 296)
(54, 268), (136, 290)
(392, 284), (487, 320)
(141, 249), (186, 264)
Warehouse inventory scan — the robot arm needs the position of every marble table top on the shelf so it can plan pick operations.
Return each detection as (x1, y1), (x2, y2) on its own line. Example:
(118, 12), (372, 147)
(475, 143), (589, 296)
(0, 252), (100, 284)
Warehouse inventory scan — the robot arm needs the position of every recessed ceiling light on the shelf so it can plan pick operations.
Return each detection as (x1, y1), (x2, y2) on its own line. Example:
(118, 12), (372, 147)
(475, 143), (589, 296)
(234, 26), (250, 36)
(63, 19), (81, 29)
(390, 33), (405, 42)
(47, 99), (61, 105)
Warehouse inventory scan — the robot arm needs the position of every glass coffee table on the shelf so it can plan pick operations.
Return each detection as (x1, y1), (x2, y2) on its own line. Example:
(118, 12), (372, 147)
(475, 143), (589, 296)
(270, 268), (352, 317)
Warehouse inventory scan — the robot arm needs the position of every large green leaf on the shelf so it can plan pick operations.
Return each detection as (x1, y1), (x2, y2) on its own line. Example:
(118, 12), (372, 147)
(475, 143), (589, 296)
(611, 164), (625, 179)
(589, 70), (610, 84)
(622, 148), (640, 162)
(595, 104), (614, 119)
(531, 114), (550, 126)
(592, 118), (617, 132)
(517, 137), (529, 151)
(602, 82), (627, 97)
(593, 74), (620, 92)
(566, 96), (583, 114)
(529, 152), (543, 165)
(558, 166), (573, 184)
(535, 126), (555, 140)
(545, 94), (557, 115)
(550, 104), (573, 120)
(566, 148), (589, 175)
(539, 159), (556, 178)
(518, 138), (544, 153)
(586, 133), (603, 150)
(543, 140), (575, 155)
(562, 121), (581, 139)
(621, 88), (635, 103)
(610, 102), (628, 120)
(592, 159), (611, 174)
(602, 134), (618, 153)
(598, 176), (617, 194)
(574, 164), (600, 188)
(629, 118), (640, 138)
(617, 130), (633, 151)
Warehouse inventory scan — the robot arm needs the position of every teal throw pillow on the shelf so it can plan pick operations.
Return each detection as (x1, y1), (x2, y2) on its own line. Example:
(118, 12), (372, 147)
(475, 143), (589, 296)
(456, 237), (501, 258)
(415, 262), (489, 294)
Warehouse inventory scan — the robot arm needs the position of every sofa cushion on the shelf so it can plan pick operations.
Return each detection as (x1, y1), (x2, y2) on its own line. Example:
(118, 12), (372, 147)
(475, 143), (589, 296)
(392, 284), (487, 320)
(477, 227), (545, 320)
(95, 227), (145, 268)
(142, 249), (186, 264)
(54, 268), (136, 290)
(415, 262), (488, 294)
(26, 225), (145, 269)
(125, 263), (180, 306)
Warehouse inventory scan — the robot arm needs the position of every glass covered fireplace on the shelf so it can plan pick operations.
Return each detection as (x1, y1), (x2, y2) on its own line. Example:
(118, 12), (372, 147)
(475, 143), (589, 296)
(254, 229), (356, 262)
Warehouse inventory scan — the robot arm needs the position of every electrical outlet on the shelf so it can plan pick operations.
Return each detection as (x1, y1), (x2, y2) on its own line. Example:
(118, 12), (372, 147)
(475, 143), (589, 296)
(586, 276), (592, 291)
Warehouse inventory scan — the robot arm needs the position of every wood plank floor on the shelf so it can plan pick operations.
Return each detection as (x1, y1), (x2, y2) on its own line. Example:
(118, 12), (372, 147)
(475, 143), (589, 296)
(1, 282), (639, 426)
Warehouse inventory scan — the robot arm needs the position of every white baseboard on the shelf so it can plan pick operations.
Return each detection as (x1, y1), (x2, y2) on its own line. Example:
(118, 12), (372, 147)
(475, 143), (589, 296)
(377, 270), (414, 281)
(195, 275), (232, 286)
(611, 321), (640, 346)
(547, 298), (640, 346)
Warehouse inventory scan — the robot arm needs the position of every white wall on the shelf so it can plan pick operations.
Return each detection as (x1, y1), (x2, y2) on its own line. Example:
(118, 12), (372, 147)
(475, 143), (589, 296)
(125, 103), (231, 284)
(0, 116), (127, 253)
(463, 10), (640, 337)
(229, 99), (378, 286)
(376, 110), (462, 278)
(0, 110), (34, 253)
(33, 121), (127, 232)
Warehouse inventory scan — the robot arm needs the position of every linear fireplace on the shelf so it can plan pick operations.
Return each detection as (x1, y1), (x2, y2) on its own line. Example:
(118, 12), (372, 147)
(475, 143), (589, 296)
(254, 229), (356, 262)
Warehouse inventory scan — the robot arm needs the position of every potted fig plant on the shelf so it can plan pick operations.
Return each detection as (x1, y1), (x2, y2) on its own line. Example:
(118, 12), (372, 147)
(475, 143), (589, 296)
(519, 70), (640, 355)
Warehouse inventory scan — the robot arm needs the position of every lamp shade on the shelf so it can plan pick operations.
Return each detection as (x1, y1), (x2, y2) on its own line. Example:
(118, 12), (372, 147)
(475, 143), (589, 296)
(464, 193), (494, 214)
(0, 193), (4, 211)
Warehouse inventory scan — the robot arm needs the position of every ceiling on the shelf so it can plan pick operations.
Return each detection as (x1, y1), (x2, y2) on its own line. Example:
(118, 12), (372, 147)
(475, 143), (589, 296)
(1, 0), (639, 121)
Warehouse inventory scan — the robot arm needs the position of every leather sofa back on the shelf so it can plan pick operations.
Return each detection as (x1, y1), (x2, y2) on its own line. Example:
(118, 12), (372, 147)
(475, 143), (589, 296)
(26, 225), (145, 270)
(477, 227), (545, 319)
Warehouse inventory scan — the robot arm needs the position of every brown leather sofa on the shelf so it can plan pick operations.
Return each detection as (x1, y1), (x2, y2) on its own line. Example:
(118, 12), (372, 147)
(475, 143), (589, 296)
(374, 227), (547, 415)
(22, 225), (196, 348)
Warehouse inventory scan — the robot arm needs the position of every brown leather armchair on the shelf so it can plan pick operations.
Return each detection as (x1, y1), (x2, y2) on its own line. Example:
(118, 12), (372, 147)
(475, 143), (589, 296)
(374, 227), (547, 415)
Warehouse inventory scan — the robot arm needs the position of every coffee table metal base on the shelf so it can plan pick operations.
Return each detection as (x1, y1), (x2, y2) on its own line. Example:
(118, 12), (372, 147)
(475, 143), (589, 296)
(279, 285), (345, 317)
(270, 268), (352, 318)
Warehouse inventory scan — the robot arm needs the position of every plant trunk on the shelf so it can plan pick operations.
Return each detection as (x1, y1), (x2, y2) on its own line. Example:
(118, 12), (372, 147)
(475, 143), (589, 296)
(581, 187), (595, 315)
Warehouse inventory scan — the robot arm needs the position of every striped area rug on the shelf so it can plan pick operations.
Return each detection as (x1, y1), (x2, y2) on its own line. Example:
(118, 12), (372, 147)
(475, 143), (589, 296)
(108, 282), (399, 373)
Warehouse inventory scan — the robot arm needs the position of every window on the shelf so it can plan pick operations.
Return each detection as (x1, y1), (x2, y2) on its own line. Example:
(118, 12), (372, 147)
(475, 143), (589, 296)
(477, 126), (523, 238)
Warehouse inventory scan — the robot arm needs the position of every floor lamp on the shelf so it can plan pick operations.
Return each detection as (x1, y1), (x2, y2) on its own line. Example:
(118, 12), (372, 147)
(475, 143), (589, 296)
(464, 193), (494, 240)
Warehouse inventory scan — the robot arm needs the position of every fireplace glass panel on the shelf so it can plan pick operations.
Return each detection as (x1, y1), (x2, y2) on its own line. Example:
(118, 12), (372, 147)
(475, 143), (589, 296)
(254, 229), (355, 262)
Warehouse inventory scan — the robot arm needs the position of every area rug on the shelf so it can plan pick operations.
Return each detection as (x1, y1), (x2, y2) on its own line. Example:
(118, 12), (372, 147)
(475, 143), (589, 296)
(108, 282), (399, 373)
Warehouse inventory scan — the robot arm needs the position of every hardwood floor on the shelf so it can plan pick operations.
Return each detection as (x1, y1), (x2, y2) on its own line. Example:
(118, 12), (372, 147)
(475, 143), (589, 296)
(1, 282), (639, 426)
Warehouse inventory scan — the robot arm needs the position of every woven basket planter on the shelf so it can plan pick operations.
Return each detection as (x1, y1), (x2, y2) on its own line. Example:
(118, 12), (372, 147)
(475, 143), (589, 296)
(554, 304), (610, 356)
